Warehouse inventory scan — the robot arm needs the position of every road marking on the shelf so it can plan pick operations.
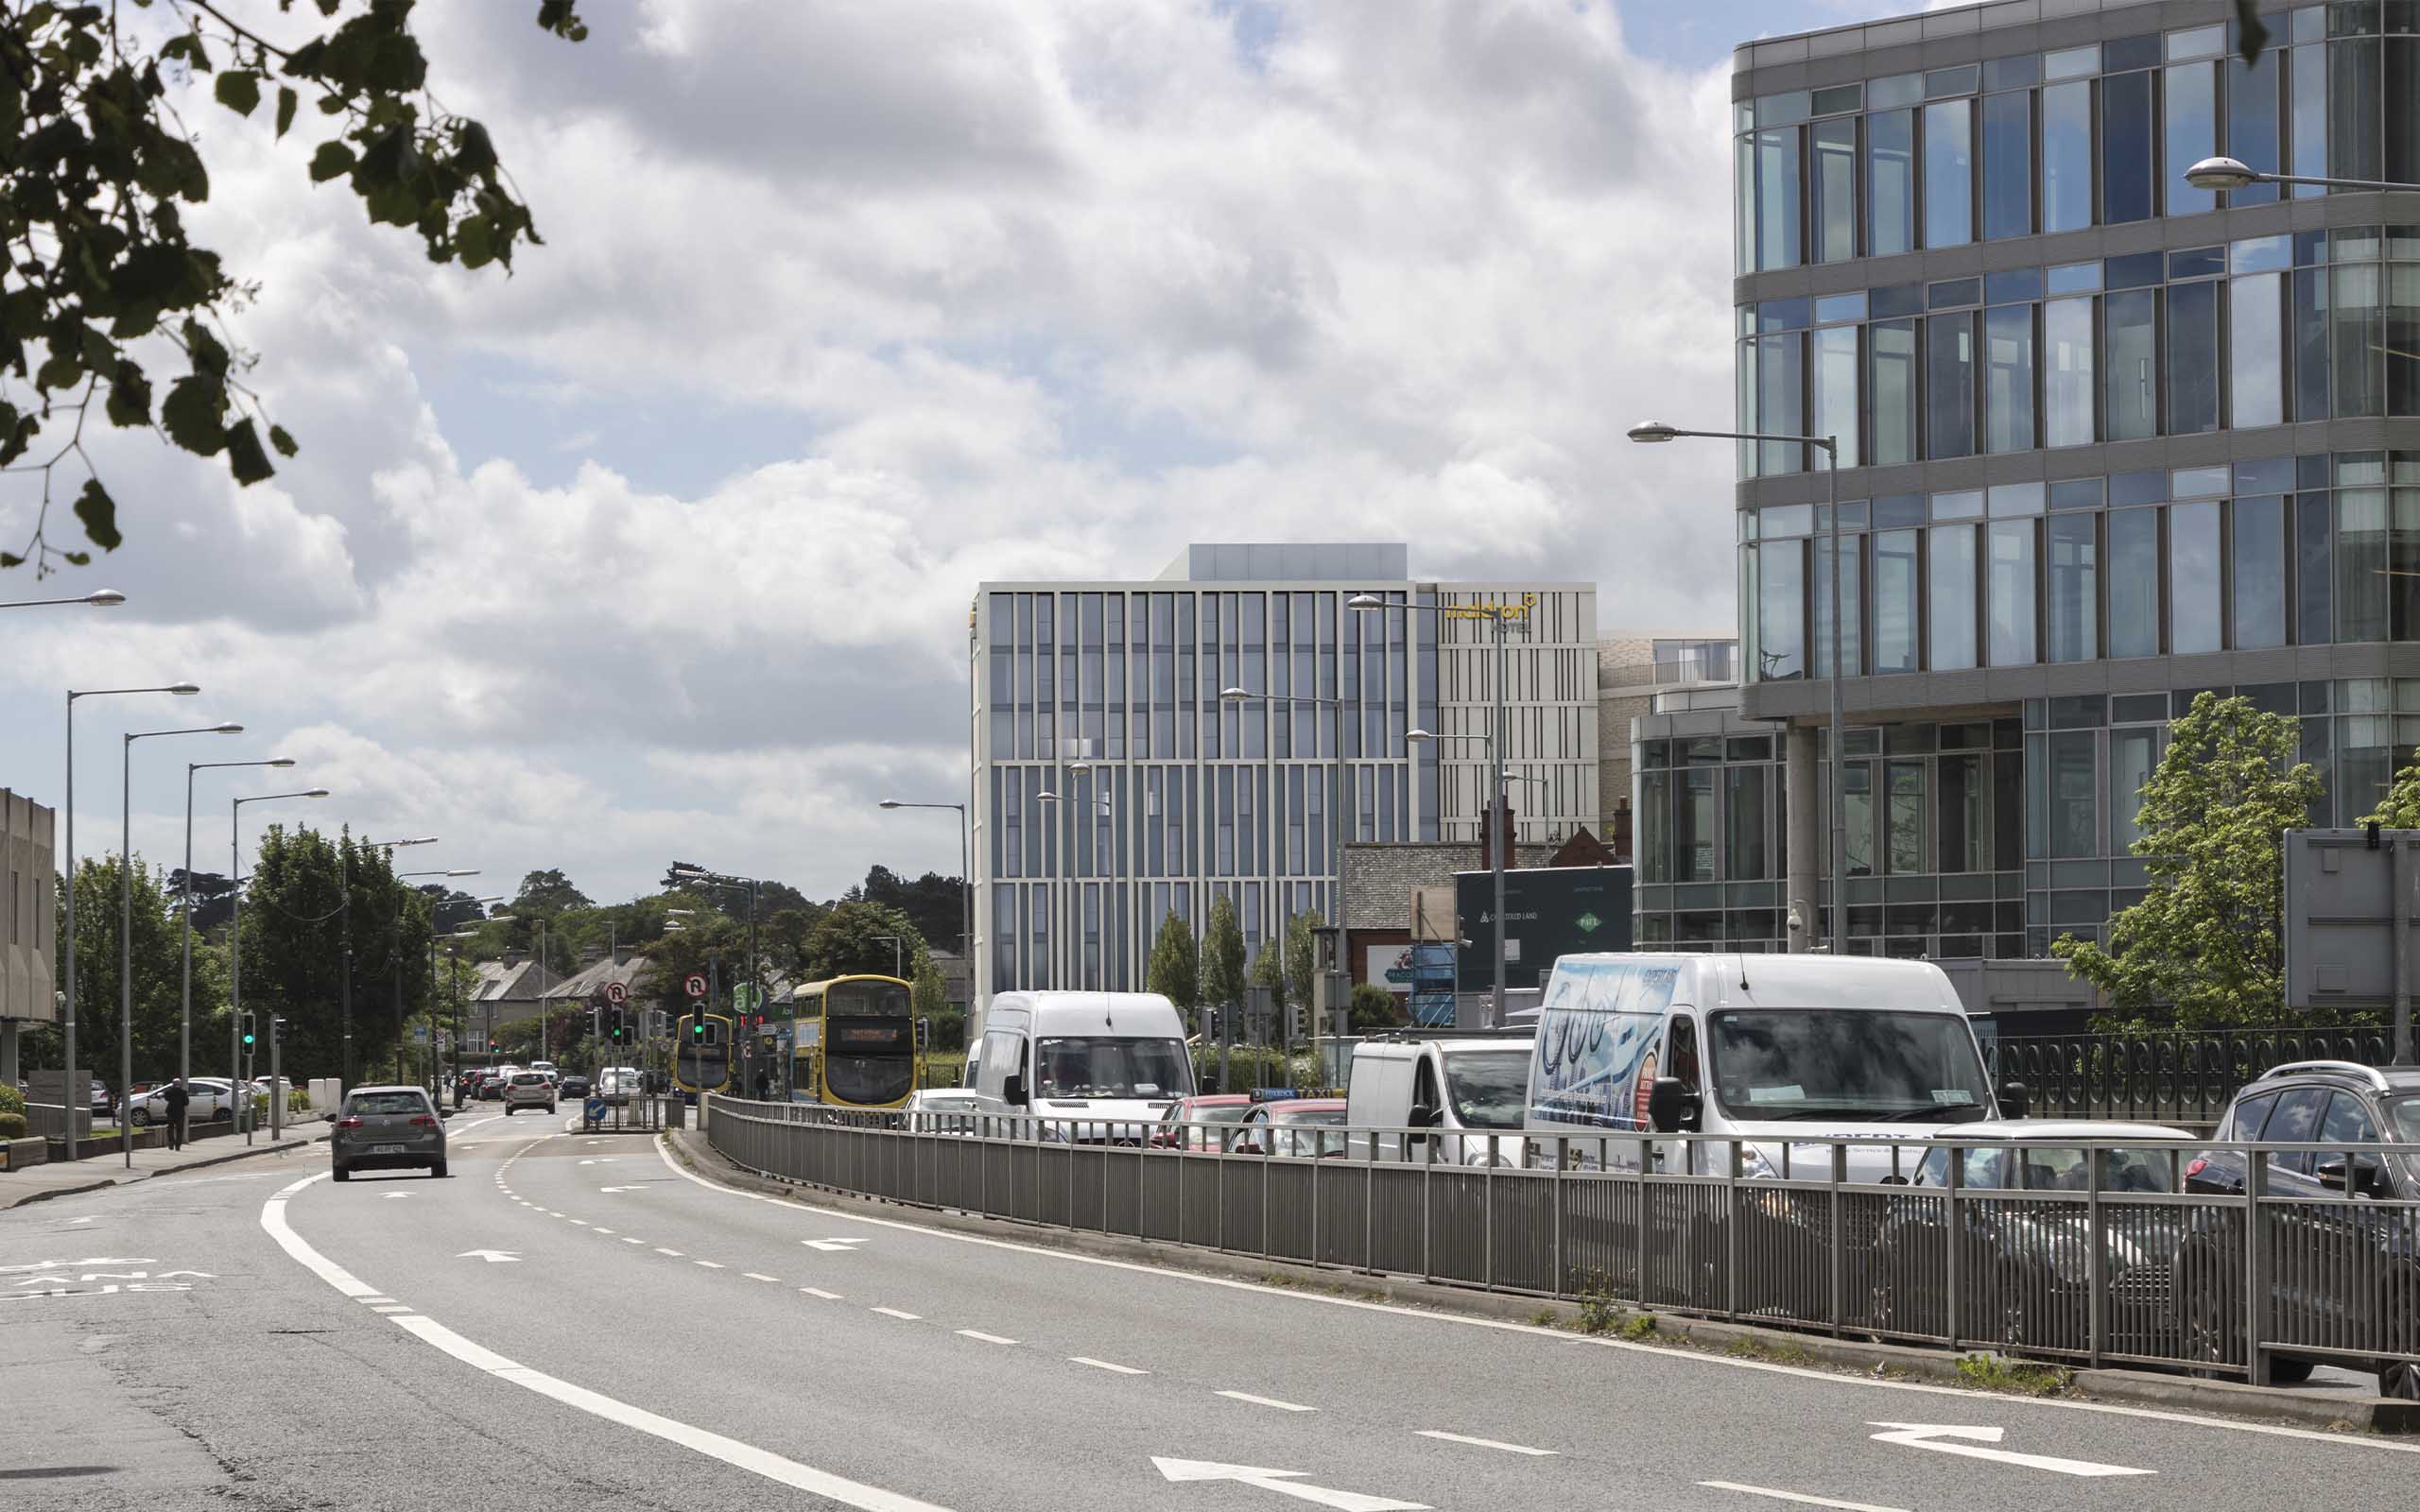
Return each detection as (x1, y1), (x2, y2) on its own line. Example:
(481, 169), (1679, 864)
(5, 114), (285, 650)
(382, 1193), (411, 1200)
(1866, 1423), (2152, 1478)
(594, 1228), (615, 1235)
(805, 1237), (871, 1252)
(569, 1220), (589, 1226)
(696, 1261), (726, 1270)
(656, 1137), (2420, 1461)
(1152, 1457), (1426, 1511)
(872, 1306), (921, 1320)
(261, 1174), (955, 1512)
(1218, 1390), (1316, 1413)
(372, 1304), (414, 1314)
(1070, 1357), (1148, 1376)
(956, 1330), (1017, 1345)
(654, 1248), (684, 1257)
(743, 1273), (780, 1283)
(356, 1296), (396, 1305)
(801, 1287), (843, 1300)
(1414, 1431), (1554, 1456)
(1700, 1484), (1910, 1512)
(456, 1249), (522, 1264)
(621, 1237), (645, 1245)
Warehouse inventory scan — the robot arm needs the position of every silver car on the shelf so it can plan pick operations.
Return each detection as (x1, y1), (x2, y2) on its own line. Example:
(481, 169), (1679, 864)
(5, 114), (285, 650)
(501, 1071), (557, 1116)
(329, 1086), (447, 1180)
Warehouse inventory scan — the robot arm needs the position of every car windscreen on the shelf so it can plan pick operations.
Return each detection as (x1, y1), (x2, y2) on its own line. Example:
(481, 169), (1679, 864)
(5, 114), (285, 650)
(1035, 1038), (1195, 1099)
(1707, 1009), (1994, 1123)
(1443, 1050), (1531, 1130)
(1273, 1106), (1348, 1125)
(1916, 1144), (2175, 1191)
(2393, 1096), (2420, 1143)
(1187, 1104), (1252, 1123)
(348, 1092), (426, 1116)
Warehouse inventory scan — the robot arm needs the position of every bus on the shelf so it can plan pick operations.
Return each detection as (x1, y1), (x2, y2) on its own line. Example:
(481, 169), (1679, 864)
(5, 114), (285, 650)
(791, 975), (918, 1109)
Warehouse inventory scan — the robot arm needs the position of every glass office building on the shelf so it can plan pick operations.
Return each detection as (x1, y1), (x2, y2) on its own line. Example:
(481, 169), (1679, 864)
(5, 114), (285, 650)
(973, 545), (1598, 998)
(1693, 0), (2420, 974)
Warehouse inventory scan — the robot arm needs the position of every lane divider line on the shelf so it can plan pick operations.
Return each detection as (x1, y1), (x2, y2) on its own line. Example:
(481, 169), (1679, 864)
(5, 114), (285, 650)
(696, 1261), (726, 1270)
(872, 1307), (921, 1321)
(956, 1331), (1017, 1346)
(801, 1288), (842, 1300)
(654, 1248), (684, 1257)
(1070, 1357), (1147, 1376)
(262, 1174), (959, 1511)
(743, 1273), (780, 1283)
(1218, 1390), (1315, 1413)
(1417, 1430), (1557, 1457)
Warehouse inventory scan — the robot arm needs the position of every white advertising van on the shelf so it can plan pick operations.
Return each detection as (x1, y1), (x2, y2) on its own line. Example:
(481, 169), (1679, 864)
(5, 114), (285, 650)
(1525, 953), (2020, 1179)
(967, 990), (1197, 1142)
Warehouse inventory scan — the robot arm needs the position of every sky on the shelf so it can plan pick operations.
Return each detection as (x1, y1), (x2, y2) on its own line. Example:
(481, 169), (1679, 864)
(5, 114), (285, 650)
(0, 0), (1890, 910)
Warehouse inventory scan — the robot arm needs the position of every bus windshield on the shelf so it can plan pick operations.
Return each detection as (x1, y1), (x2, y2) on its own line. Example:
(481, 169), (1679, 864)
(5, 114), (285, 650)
(1707, 1009), (1994, 1123)
(826, 979), (910, 1018)
(1035, 1038), (1194, 1100)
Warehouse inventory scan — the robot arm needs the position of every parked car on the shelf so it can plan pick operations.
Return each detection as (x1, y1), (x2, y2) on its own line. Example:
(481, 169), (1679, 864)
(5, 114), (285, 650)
(2178, 1060), (2420, 1397)
(328, 1085), (447, 1180)
(1243, 1095), (1350, 1158)
(1153, 1093), (1256, 1151)
(558, 1073), (591, 1100)
(502, 1071), (557, 1115)
(128, 1077), (243, 1126)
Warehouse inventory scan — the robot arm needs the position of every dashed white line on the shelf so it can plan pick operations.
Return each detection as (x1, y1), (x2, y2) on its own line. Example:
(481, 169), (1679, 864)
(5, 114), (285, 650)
(696, 1261), (726, 1270)
(800, 1287), (842, 1300)
(871, 1307), (921, 1320)
(622, 1237), (646, 1246)
(372, 1304), (414, 1314)
(1069, 1357), (1148, 1376)
(1417, 1430), (1557, 1457)
(956, 1330), (1017, 1346)
(1699, 1484), (1910, 1512)
(595, 1228), (615, 1235)
(743, 1273), (780, 1283)
(655, 1248), (684, 1257)
(1218, 1390), (1315, 1413)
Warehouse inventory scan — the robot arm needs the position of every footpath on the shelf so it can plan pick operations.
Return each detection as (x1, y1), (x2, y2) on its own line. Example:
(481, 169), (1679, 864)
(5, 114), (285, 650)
(1, 1122), (332, 1211)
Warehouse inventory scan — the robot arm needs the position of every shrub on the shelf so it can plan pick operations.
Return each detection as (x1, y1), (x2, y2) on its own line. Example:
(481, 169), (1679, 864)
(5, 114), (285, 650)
(0, 1084), (25, 1117)
(0, 1112), (27, 1140)
(287, 1088), (311, 1112)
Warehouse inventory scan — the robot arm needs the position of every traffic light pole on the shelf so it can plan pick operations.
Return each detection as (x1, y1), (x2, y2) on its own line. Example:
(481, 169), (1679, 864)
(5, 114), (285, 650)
(268, 1016), (282, 1142)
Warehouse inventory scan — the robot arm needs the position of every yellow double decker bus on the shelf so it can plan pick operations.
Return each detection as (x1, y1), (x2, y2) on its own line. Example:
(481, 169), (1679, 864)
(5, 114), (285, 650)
(791, 974), (919, 1109)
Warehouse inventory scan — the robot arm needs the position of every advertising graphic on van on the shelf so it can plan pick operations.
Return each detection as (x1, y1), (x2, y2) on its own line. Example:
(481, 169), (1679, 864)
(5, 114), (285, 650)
(1532, 957), (1678, 1130)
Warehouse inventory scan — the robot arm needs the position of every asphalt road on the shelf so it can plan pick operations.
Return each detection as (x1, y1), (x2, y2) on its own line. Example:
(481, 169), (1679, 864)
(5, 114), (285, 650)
(4, 1107), (2414, 1511)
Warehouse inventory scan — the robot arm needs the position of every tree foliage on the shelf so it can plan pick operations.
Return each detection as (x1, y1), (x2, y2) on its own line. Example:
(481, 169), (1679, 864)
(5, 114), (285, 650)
(853, 865), (964, 954)
(802, 900), (925, 982)
(35, 854), (225, 1092)
(2364, 752), (2420, 829)
(1201, 893), (1246, 1013)
(1145, 911), (1197, 1013)
(234, 824), (431, 1085)
(513, 868), (591, 915)
(0, 0), (587, 575)
(2052, 693), (2323, 1027)
(1282, 908), (1321, 1014)
(1349, 983), (1407, 1031)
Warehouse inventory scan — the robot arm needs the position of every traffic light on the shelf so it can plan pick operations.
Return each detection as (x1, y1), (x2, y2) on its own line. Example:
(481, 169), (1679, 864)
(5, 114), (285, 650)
(690, 1014), (706, 1040)
(241, 1012), (256, 1049)
(487, 1038), (497, 1051)
(609, 1008), (626, 1043)
(271, 1015), (287, 1046)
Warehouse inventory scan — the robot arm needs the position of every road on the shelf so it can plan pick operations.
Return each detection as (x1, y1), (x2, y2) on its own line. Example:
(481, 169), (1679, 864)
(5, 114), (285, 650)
(3, 1106), (2411, 1511)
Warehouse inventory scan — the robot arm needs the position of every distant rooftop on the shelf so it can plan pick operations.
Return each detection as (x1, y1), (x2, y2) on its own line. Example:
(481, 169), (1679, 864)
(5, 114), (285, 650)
(1157, 543), (1410, 583)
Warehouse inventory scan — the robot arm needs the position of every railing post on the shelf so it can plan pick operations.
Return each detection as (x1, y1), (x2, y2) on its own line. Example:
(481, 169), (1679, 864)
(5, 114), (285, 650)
(1723, 1138), (1741, 1321)
(1421, 1130), (1434, 1282)
(2245, 1148), (2267, 1384)
(1363, 1139), (1375, 1273)
(1483, 1146), (1495, 1292)
(2086, 1142), (2105, 1369)
(1261, 1130), (1271, 1262)
(1633, 1135), (1649, 1305)
(1552, 1136), (1566, 1299)
(1828, 1140), (1846, 1336)
(1945, 1143), (1962, 1349)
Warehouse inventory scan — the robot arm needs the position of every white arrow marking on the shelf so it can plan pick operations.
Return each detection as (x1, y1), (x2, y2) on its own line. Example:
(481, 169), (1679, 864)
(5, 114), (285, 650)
(456, 1248), (523, 1264)
(1701, 1482), (1910, 1512)
(1866, 1424), (2152, 1479)
(383, 1192), (412, 1199)
(0, 1257), (155, 1273)
(66, 1216), (95, 1226)
(1152, 1458), (1427, 1512)
(804, 1237), (870, 1253)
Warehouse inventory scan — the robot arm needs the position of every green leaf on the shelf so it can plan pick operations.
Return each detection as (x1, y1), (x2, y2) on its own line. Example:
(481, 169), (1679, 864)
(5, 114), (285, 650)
(224, 419), (274, 485)
(268, 423), (298, 458)
(73, 478), (121, 551)
(214, 69), (260, 116)
(62, 551), (91, 567)
(308, 140), (356, 182)
(0, 553), (23, 569)
(105, 360), (152, 427)
(276, 86), (299, 139)
(161, 374), (228, 455)
(455, 215), (494, 269)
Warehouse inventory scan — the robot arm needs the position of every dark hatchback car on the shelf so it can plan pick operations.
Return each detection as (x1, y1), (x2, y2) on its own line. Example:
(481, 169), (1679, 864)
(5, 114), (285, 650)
(558, 1073), (591, 1100)
(2179, 1060), (2420, 1397)
(329, 1085), (448, 1181)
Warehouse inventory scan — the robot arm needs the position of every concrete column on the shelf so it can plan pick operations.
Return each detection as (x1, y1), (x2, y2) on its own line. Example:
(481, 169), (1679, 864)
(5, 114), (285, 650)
(1785, 724), (1821, 955)
(0, 1020), (16, 1085)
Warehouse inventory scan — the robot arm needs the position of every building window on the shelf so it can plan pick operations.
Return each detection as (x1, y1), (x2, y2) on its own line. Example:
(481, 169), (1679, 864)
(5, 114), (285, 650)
(2231, 273), (2286, 428)
(2110, 728), (2158, 852)
(2108, 508), (2160, 658)
(1725, 765), (1768, 880)
(2168, 281), (2221, 435)
(2046, 513), (2097, 662)
(2164, 60), (2219, 217)
(2334, 263), (2387, 419)
(2339, 488), (2390, 643)
(1678, 768), (1716, 882)
(2228, 45), (2283, 208)
(1812, 117), (1858, 264)
(1983, 302), (2035, 453)
(1922, 99), (1972, 249)
(1870, 319), (1918, 465)
(1867, 109), (1915, 257)
(1987, 519), (2036, 665)
(1937, 752), (1985, 873)
(1811, 325), (1859, 467)
(2299, 491), (2335, 645)
(1927, 313), (1976, 458)
(1886, 759), (1927, 873)
(1640, 769), (1671, 885)
(1979, 89), (2031, 240)
(1813, 535), (1861, 679)
(2234, 495), (2288, 649)
(2101, 67), (2154, 224)
(2105, 288), (2158, 441)
(2042, 296), (2095, 445)
(2048, 730), (2097, 858)
(2040, 79), (2092, 232)
(1756, 539), (1805, 680)
(1843, 761), (1874, 877)
(1928, 524), (1978, 670)
(1873, 529), (1920, 675)
(2169, 501), (2222, 655)
(1754, 127), (1802, 272)
(2331, 35), (2383, 186)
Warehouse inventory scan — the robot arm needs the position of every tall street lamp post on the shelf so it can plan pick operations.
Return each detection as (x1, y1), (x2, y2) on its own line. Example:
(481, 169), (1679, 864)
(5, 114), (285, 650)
(392, 868), (477, 1082)
(877, 799), (972, 1005)
(1631, 421), (1843, 957)
(2185, 154), (2420, 196)
(231, 787), (327, 1143)
(428, 902), (499, 1093)
(341, 835), (434, 1091)
(121, 721), (243, 1165)
(59, 679), (197, 1160)
(183, 758), (295, 1091)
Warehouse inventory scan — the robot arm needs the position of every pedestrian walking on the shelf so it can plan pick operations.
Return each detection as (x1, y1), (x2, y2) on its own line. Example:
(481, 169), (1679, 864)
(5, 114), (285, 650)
(162, 1077), (191, 1152)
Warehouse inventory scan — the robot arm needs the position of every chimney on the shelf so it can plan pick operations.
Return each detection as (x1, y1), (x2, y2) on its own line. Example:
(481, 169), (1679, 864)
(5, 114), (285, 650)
(503, 947), (527, 967)
(580, 944), (605, 965)
(1478, 800), (1520, 871)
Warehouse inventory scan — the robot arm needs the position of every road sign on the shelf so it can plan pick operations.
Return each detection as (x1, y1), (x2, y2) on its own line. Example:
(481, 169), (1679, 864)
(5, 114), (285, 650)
(606, 981), (628, 1004)
(410, 1025), (428, 1043)
(684, 973), (708, 999)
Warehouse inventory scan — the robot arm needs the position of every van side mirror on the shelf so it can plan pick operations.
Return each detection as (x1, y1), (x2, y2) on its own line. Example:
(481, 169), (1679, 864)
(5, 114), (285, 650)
(1408, 1101), (1438, 1131)
(1003, 1073), (1028, 1108)
(1646, 1077), (1696, 1134)
(1997, 1081), (2030, 1120)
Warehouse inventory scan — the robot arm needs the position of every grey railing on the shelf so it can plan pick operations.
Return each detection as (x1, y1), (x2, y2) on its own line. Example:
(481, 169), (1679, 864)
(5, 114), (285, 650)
(1985, 1024), (2394, 1124)
(704, 1097), (2420, 1388)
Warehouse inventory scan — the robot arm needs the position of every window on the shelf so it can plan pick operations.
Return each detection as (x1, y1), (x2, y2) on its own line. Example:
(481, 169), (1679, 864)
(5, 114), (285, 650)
(1640, 770), (1671, 884)
(2169, 501), (2221, 655)
(2101, 68), (2154, 223)
(2109, 727), (2157, 851)
(1754, 127), (1803, 271)
(1813, 534), (1862, 679)
(1757, 332), (1806, 474)
(1873, 529), (1920, 675)
(1927, 313), (1976, 458)
(2044, 297), (2095, 445)
(1979, 90), (2030, 240)
(1811, 325), (1859, 469)
(2109, 508), (2161, 658)
(2227, 45), (2282, 208)
(1886, 760), (1927, 873)
(2049, 730), (2097, 857)
(1812, 117), (1858, 264)
(1870, 320), (1918, 465)
(2299, 493), (2334, 645)
(2291, 42), (2327, 198)
(1867, 109), (1915, 257)
(1928, 524), (1978, 670)
(2339, 489), (2390, 643)
(1678, 768), (1715, 882)
(2231, 274), (2285, 428)
(1988, 519), (2035, 665)
(2295, 266), (2331, 420)
(2233, 496), (2287, 649)
(2393, 264), (2420, 417)
(2163, 62), (2218, 215)
(2167, 281), (2220, 435)
(1984, 302), (2034, 453)
(2227, 1091), (2279, 1141)
(1843, 761), (1874, 877)
(1937, 752), (1985, 873)
(2261, 1088), (2328, 1177)
(1921, 100), (1973, 249)
(2040, 79), (2091, 233)
(2047, 513), (2097, 662)
(2105, 289), (2158, 441)
(1725, 766), (1768, 880)
(2335, 264), (2385, 418)
(1757, 539), (1805, 680)
(2330, 36), (2383, 187)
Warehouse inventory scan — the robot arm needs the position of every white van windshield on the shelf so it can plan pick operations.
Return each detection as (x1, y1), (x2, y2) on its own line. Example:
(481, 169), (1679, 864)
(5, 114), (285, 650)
(1708, 1010), (1993, 1122)
(1035, 1038), (1195, 1099)
(1443, 1049), (1531, 1130)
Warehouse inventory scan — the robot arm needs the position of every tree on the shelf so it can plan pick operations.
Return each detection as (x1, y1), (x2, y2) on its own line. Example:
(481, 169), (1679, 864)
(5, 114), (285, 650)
(1250, 936), (1287, 1016)
(167, 868), (239, 933)
(2364, 752), (2420, 829)
(802, 901), (926, 982)
(1201, 895), (1246, 1019)
(1145, 911), (1198, 1018)
(514, 868), (593, 915)
(1, 2), (587, 576)
(1349, 983), (1407, 1031)
(36, 855), (217, 1095)
(2053, 692), (2324, 1027)
(236, 825), (430, 1086)
(855, 866), (966, 954)
(1282, 909), (1321, 1014)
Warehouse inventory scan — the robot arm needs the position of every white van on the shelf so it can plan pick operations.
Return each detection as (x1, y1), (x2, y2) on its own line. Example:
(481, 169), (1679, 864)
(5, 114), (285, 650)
(968, 991), (1197, 1142)
(1526, 953), (2018, 1179)
(1344, 1033), (1534, 1165)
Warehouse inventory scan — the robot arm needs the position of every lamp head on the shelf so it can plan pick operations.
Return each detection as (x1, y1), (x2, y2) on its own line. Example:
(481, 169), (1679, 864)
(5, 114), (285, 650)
(302, 788), (330, 799)
(83, 589), (126, 607)
(1345, 593), (1384, 610)
(2184, 154), (2258, 192)
(1406, 728), (1434, 742)
(445, 868), (480, 878)
(878, 799), (902, 810)
(1626, 421), (1680, 443)
(1036, 788), (1061, 803)
(268, 758), (297, 768)
(213, 723), (243, 734)
(168, 682), (200, 696)
(1219, 685), (1251, 702)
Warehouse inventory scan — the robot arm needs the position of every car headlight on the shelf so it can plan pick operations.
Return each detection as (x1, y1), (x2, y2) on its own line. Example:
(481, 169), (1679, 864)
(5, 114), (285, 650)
(1738, 1145), (1779, 1181)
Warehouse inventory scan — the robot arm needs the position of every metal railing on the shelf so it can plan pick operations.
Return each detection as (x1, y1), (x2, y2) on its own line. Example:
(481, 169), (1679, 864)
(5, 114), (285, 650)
(1986, 1024), (2394, 1124)
(705, 1097), (2420, 1387)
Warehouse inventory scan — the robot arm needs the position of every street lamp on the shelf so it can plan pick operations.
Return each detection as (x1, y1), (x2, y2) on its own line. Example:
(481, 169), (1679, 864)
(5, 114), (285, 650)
(878, 799), (973, 1003)
(4, 588), (127, 609)
(339, 835), (435, 1089)
(392, 868), (478, 1083)
(119, 721), (242, 1165)
(58, 679), (197, 1160)
(232, 786), (328, 1143)
(428, 898), (501, 1093)
(1631, 419), (1844, 959)
(871, 935), (907, 979)
(182, 756), (296, 1096)
(2184, 154), (2420, 195)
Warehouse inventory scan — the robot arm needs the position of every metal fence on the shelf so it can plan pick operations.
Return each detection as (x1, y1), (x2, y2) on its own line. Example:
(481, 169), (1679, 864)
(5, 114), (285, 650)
(1986, 1024), (2394, 1124)
(705, 1096), (2420, 1390)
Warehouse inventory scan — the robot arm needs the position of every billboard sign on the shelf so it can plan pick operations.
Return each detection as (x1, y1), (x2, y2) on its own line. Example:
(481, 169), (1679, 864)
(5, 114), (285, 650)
(1453, 865), (1634, 992)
